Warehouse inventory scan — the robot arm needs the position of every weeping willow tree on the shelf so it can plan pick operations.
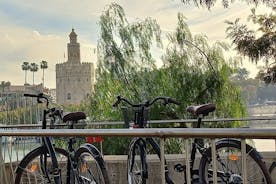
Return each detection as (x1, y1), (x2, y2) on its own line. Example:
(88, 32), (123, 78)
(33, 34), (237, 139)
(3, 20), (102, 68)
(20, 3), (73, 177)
(89, 3), (163, 121)
(83, 3), (246, 154)
(161, 13), (246, 119)
(89, 2), (246, 123)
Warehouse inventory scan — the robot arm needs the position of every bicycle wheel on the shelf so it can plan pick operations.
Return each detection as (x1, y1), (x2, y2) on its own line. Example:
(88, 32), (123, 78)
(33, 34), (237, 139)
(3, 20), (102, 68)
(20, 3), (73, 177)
(14, 146), (69, 184)
(269, 162), (276, 183)
(75, 143), (110, 184)
(127, 138), (147, 184)
(199, 139), (272, 184)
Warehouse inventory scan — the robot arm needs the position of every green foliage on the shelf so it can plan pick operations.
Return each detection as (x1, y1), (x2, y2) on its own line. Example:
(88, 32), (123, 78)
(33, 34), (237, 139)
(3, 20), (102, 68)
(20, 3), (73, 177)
(226, 8), (276, 84)
(0, 105), (43, 125)
(83, 4), (246, 154)
(97, 3), (162, 86)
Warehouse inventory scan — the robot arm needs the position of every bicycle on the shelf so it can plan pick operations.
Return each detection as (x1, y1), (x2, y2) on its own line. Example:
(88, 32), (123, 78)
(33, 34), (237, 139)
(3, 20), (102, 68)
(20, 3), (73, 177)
(113, 96), (273, 184)
(113, 95), (180, 184)
(184, 104), (272, 184)
(15, 93), (110, 184)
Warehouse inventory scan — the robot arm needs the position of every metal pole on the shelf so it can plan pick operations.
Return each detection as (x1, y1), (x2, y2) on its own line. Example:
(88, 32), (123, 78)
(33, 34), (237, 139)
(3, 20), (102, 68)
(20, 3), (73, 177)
(0, 136), (8, 184)
(160, 138), (165, 184)
(1, 128), (275, 139)
(211, 139), (217, 183)
(0, 136), (2, 183)
(241, 139), (247, 184)
(275, 139), (276, 152)
(185, 139), (191, 184)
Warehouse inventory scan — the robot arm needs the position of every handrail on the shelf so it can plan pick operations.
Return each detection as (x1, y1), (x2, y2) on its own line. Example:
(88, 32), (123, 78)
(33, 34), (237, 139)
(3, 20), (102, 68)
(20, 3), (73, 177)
(0, 116), (276, 128)
(0, 128), (276, 139)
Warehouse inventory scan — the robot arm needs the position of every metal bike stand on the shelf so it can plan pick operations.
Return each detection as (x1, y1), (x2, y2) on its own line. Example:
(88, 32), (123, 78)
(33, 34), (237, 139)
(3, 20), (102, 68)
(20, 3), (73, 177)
(160, 138), (166, 184)
(211, 139), (217, 183)
(185, 139), (191, 184)
(242, 139), (248, 184)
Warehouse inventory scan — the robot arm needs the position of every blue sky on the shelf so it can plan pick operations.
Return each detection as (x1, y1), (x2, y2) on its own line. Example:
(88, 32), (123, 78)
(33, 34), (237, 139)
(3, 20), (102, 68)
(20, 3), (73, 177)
(0, 0), (270, 88)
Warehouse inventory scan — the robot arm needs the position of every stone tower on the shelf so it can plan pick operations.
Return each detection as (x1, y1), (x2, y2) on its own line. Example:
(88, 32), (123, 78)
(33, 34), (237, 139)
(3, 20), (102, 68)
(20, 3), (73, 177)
(56, 29), (94, 104)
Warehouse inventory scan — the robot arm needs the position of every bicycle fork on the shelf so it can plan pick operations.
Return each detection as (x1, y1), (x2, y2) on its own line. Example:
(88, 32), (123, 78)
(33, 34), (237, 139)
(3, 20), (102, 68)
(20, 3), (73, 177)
(43, 137), (62, 184)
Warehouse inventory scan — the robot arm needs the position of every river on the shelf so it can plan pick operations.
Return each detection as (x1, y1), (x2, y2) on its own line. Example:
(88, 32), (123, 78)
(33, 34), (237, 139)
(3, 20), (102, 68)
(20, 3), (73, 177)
(1, 138), (40, 163)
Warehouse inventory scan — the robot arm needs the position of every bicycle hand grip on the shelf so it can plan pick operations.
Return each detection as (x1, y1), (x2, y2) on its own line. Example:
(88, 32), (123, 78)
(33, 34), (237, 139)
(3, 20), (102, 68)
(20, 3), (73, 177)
(168, 98), (181, 105)
(24, 94), (38, 98)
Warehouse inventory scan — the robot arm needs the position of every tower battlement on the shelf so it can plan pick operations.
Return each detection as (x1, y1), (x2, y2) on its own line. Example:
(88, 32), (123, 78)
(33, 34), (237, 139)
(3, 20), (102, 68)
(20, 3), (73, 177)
(55, 29), (94, 105)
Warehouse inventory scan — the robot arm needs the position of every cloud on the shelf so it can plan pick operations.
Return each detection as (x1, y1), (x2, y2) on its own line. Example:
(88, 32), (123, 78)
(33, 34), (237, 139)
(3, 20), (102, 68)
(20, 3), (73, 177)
(0, 0), (272, 89)
(0, 25), (96, 88)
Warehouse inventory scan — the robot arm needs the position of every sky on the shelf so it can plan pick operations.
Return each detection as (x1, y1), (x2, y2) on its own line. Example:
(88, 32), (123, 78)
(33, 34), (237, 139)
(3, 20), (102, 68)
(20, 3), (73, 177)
(0, 0), (271, 89)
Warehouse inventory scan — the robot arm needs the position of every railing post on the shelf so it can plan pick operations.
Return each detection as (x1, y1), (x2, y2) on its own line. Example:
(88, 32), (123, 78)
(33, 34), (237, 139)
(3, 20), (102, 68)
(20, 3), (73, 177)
(0, 136), (2, 184)
(0, 136), (8, 184)
(185, 139), (191, 184)
(241, 139), (247, 184)
(275, 138), (276, 152)
(211, 139), (217, 183)
(160, 137), (165, 184)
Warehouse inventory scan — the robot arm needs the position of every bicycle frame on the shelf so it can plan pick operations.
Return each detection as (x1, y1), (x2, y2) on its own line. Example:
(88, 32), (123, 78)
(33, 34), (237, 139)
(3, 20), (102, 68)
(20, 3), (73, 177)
(40, 109), (62, 183)
(19, 94), (62, 184)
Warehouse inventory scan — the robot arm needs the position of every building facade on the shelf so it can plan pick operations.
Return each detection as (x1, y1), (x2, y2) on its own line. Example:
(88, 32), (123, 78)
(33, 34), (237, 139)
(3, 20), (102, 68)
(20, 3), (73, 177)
(56, 29), (94, 104)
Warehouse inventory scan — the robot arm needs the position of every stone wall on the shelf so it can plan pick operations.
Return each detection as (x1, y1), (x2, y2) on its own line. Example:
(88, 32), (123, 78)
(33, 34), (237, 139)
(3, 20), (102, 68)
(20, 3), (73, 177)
(4, 152), (275, 183)
(56, 62), (94, 105)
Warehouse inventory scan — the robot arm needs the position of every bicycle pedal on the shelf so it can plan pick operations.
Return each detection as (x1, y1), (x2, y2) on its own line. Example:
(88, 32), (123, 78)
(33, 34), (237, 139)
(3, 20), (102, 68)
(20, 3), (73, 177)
(174, 163), (185, 172)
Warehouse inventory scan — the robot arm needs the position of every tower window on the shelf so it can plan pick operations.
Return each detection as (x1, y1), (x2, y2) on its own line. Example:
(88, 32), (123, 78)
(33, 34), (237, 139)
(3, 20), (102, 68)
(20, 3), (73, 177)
(67, 93), (71, 100)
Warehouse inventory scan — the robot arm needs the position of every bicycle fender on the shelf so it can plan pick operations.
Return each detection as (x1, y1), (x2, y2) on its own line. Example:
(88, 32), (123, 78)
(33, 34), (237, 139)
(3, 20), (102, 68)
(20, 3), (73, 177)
(79, 143), (103, 159)
(15, 146), (45, 174)
(214, 138), (263, 160)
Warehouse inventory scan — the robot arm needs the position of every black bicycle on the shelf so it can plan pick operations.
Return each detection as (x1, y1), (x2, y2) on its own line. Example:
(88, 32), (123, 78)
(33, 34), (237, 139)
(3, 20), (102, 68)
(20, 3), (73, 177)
(113, 96), (272, 184)
(183, 104), (272, 184)
(15, 93), (110, 184)
(113, 95), (180, 184)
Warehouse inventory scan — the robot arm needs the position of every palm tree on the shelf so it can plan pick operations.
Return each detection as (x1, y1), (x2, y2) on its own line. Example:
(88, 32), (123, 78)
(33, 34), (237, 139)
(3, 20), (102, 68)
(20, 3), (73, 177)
(0, 81), (11, 93)
(0, 81), (11, 107)
(30, 63), (39, 85)
(22, 62), (30, 85)
(40, 60), (48, 88)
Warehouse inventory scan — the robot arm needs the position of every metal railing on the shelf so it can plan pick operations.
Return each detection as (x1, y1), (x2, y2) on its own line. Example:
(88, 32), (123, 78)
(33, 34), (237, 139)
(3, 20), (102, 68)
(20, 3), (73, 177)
(0, 115), (276, 128)
(1, 127), (276, 184)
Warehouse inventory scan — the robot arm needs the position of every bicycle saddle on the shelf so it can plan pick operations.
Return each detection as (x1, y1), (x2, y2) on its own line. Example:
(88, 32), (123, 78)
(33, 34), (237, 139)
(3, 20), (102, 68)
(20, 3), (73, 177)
(186, 103), (215, 116)
(63, 112), (86, 122)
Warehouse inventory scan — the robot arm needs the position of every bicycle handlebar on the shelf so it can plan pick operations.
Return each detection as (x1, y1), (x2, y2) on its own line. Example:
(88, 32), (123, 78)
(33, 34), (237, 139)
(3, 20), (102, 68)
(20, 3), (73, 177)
(113, 95), (181, 108)
(24, 93), (39, 98)
(24, 93), (63, 128)
(24, 93), (49, 107)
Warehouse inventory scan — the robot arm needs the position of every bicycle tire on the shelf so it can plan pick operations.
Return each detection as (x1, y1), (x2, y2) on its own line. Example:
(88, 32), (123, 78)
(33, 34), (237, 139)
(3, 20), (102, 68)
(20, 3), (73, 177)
(127, 138), (147, 184)
(14, 146), (69, 184)
(75, 143), (110, 184)
(269, 162), (276, 184)
(199, 139), (272, 184)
